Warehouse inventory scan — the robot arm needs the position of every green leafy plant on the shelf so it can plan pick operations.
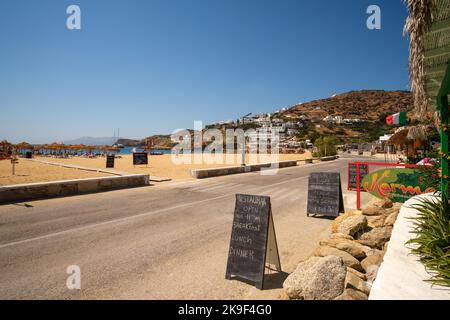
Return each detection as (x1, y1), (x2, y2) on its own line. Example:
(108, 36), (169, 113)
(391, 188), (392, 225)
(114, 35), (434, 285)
(314, 136), (337, 157)
(407, 194), (450, 287)
(416, 158), (449, 191)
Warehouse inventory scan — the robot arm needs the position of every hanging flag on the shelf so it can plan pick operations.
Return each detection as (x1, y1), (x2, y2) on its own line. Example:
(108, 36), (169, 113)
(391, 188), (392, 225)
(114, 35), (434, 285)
(386, 115), (394, 125)
(386, 112), (407, 125)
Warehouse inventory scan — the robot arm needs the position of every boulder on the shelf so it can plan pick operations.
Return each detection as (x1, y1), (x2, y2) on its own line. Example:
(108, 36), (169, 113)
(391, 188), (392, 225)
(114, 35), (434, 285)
(365, 265), (379, 284)
(334, 288), (368, 300)
(337, 215), (368, 237)
(347, 267), (367, 281)
(314, 246), (364, 272)
(357, 226), (393, 249)
(365, 249), (384, 258)
(362, 206), (386, 216)
(366, 197), (393, 209)
(366, 215), (385, 228)
(361, 252), (384, 272)
(319, 238), (367, 260)
(331, 212), (360, 233)
(366, 197), (385, 207)
(329, 233), (354, 240)
(283, 256), (346, 300)
(384, 210), (399, 226)
(345, 271), (370, 295)
(379, 198), (393, 209)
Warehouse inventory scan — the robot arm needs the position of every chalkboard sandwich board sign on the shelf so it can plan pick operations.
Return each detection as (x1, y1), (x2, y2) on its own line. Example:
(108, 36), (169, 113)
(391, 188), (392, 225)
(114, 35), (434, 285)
(225, 194), (281, 290)
(106, 155), (115, 168)
(348, 163), (369, 190)
(25, 151), (32, 159)
(133, 152), (148, 166)
(307, 172), (344, 217)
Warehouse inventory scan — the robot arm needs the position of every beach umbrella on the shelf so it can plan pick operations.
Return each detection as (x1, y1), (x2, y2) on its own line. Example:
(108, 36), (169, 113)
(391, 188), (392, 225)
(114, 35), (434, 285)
(0, 140), (13, 159)
(407, 125), (428, 141)
(14, 142), (34, 154)
(388, 127), (410, 146)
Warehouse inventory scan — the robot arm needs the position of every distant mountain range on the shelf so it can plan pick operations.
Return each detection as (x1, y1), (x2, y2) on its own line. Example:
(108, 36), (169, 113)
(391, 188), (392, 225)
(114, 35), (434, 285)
(63, 136), (121, 146)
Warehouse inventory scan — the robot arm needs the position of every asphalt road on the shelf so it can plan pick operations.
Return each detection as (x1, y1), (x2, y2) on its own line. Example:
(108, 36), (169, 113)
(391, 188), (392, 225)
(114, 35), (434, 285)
(0, 155), (371, 299)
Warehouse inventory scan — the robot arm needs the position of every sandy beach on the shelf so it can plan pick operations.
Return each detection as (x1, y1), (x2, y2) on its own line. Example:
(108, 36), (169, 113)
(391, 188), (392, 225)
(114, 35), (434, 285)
(0, 152), (311, 186)
(0, 159), (113, 186)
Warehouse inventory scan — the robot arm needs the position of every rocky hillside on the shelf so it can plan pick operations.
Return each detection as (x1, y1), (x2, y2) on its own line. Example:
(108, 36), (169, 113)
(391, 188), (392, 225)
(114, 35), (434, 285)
(117, 90), (415, 146)
(280, 90), (413, 122)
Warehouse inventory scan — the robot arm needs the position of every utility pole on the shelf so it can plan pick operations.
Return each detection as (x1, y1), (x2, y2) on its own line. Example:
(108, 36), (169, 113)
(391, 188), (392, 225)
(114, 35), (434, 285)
(240, 113), (252, 166)
(11, 151), (18, 175)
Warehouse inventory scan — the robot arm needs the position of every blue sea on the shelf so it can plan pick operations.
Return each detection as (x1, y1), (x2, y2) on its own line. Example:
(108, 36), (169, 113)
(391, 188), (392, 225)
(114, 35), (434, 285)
(118, 147), (171, 155)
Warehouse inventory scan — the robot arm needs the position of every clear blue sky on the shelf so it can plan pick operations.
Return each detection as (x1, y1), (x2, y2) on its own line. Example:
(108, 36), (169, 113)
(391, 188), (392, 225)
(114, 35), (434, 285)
(0, 0), (410, 143)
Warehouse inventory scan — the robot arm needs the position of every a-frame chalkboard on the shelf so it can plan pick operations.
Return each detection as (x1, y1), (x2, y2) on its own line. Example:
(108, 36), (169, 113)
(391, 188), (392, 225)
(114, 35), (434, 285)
(307, 172), (345, 217)
(225, 194), (281, 290)
(106, 155), (115, 168)
(348, 163), (369, 190)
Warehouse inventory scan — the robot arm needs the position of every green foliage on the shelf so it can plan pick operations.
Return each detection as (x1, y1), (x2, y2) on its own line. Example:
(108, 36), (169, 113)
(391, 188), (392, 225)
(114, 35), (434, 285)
(407, 195), (450, 287)
(314, 136), (337, 157)
(349, 120), (391, 143)
(307, 130), (321, 143)
(416, 160), (442, 191)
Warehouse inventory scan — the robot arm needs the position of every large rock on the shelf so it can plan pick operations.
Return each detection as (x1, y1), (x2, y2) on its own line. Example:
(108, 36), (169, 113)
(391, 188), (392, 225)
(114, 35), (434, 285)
(361, 252), (384, 272)
(345, 271), (370, 295)
(362, 206), (387, 216)
(384, 210), (399, 226)
(366, 198), (393, 209)
(334, 288), (368, 300)
(314, 246), (364, 272)
(283, 256), (346, 300)
(337, 215), (368, 237)
(366, 215), (386, 228)
(379, 198), (393, 209)
(331, 212), (360, 233)
(357, 226), (392, 249)
(319, 238), (367, 260)
(329, 233), (354, 240)
(347, 267), (367, 281)
(365, 265), (379, 284)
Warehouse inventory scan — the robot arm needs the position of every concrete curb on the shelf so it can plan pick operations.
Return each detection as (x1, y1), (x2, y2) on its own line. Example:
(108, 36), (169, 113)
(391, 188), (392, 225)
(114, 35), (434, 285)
(0, 174), (150, 204)
(320, 155), (339, 161)
(190, 160), (297, 179)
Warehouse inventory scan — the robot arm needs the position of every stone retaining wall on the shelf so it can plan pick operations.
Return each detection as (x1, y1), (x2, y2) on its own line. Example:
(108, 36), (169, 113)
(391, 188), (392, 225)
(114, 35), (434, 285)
(0, 174), (149, 204)
(190, 160), (297, 179)
(283, 198), (402, 300)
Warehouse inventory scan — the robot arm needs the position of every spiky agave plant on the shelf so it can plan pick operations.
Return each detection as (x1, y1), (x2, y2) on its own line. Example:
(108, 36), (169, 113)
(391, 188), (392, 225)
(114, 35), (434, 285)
(407, 194), (450, 286)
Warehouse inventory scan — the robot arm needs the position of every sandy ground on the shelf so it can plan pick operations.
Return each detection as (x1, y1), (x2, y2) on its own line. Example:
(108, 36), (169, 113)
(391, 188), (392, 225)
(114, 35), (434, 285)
(0, 159), (112, 186)
(0, 152), (310, 186)
(32, 152), (311, 181)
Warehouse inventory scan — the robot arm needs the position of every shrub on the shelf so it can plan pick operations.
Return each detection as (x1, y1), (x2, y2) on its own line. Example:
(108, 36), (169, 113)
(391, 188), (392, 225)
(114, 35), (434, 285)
(314, 137), (337, 157)
(407, 194), (450, 287)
